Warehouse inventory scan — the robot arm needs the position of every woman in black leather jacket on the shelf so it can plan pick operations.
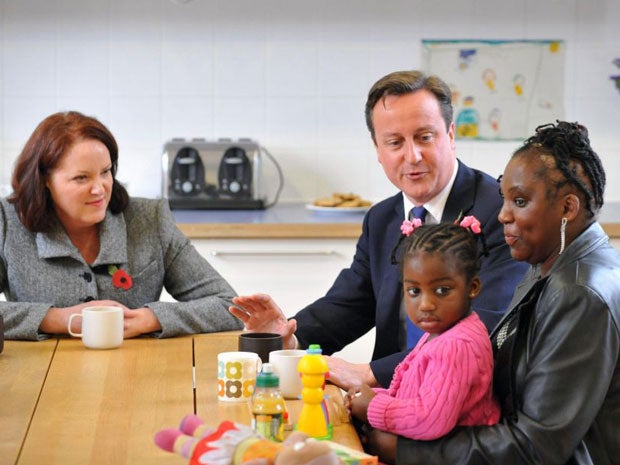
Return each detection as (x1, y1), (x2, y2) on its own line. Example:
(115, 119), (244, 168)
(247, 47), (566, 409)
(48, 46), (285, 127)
(389, 121), (620, 465)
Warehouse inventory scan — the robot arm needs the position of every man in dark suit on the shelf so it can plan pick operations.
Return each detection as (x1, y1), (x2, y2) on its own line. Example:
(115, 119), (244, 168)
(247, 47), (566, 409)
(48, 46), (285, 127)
(230, 70), (528, 389)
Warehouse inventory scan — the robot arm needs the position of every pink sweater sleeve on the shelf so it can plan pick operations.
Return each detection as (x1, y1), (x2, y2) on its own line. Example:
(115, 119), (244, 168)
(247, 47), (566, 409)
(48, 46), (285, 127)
(366, 337), (484, 440)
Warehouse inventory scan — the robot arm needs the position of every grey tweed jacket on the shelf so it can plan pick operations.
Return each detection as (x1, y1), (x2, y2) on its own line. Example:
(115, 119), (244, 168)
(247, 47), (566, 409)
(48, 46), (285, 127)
(0, 197), (242, 340)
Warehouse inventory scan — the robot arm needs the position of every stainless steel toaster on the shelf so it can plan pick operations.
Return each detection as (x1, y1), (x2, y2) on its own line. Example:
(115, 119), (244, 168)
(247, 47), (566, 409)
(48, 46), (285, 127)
(162, 138), (266, 209)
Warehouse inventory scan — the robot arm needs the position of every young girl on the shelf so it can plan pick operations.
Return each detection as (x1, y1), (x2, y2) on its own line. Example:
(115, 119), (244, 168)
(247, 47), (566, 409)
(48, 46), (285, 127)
(347, 219), (500, 458)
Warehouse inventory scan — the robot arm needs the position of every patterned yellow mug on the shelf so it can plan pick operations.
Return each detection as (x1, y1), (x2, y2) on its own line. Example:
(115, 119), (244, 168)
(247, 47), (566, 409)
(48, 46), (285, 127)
(217, 351), (262, 402)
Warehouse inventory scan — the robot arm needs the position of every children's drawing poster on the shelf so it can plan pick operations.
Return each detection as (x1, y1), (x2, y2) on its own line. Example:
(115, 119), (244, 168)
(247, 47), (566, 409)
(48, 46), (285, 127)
(422, 40), (565, 140)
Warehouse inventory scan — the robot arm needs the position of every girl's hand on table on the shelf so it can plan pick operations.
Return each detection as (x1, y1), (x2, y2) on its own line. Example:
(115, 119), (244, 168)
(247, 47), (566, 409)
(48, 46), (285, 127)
(346, 383), (375, 424)
(344, 387), (357, 414)
(229, 294), (298, 349)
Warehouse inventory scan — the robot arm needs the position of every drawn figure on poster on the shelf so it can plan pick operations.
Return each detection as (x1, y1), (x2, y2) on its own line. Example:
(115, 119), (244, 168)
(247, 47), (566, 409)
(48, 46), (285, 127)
(488, 108), (501, 135)
(456, 96), (480, 138)
(482, 68), (497, 92)
(458, 49), (477, 70)
(513, 74), (526, 96)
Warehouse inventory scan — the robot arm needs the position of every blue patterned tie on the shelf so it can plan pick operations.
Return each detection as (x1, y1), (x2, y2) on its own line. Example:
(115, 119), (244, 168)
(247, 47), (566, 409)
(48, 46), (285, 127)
(410, 206), (427, 223)
(406, 206), (427, 349)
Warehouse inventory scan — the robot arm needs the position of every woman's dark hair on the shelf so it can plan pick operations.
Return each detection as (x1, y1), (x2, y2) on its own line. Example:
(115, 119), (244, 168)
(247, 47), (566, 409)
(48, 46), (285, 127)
(513, 121), (605, 219)
(8, 111), (129, 232)
(400, 223), (481, 282)
(365, 70), (453, 142)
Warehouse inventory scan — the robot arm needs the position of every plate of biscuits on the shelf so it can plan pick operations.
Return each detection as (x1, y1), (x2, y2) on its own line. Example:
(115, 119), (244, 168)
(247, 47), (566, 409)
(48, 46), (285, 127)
(306, 192), (372, 213)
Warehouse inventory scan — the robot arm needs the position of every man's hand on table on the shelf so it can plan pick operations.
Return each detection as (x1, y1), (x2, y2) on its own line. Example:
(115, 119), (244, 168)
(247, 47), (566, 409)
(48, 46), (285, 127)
(325, 356), (379, 391)
(229, 294), (298, 349)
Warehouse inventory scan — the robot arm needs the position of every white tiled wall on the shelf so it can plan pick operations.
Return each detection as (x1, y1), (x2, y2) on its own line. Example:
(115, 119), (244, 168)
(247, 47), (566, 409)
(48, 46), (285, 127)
(1, 0), (619, 203)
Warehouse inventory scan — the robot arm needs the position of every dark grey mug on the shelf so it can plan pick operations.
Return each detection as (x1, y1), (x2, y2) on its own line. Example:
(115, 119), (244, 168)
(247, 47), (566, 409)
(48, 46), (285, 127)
(238, 332), (283, 363)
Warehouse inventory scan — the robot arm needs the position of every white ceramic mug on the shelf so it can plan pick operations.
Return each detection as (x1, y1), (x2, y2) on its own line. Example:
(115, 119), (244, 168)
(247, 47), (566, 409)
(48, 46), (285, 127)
(68, 306), (124, 349)
(217, 351), (261, 402)
(268, 349), (306, 399)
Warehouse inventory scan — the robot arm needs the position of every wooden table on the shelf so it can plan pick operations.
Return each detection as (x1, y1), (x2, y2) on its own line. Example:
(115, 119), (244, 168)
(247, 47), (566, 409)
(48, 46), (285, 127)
(13, 337), (194, 465)
(0, 338), (57, 465)
(1, 331), (361, 465)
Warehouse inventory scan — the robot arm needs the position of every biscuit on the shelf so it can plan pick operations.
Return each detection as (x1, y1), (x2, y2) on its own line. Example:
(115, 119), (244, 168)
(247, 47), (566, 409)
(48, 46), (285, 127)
(313, 197), (341, 207)
(338, 199), (362, 207)
(312, 192), (371, 208)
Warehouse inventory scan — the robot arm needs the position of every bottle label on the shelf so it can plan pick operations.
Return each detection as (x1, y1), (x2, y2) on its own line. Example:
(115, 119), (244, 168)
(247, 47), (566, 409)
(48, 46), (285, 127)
(251, 413), (284, 442)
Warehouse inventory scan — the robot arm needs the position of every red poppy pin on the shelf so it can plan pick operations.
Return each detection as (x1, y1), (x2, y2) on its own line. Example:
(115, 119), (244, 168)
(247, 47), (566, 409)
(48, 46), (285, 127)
(108, 265), (133, 290)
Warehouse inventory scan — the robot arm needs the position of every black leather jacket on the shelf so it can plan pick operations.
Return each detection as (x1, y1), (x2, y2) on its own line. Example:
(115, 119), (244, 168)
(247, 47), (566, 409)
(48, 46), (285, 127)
(397, 223), (620, 465)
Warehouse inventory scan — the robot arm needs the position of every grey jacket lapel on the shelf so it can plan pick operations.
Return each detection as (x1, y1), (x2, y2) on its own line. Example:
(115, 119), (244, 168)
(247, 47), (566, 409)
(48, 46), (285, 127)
(34, 210), (128, 266)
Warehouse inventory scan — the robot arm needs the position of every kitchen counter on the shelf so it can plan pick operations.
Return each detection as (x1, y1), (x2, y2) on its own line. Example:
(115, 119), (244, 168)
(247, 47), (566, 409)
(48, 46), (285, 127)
(172, 201), (620, 239)
(173, 202), (365, 238)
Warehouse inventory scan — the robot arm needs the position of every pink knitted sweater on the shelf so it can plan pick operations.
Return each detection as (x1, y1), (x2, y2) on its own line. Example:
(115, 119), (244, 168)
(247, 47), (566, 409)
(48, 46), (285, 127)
(367, 312), (500, 440)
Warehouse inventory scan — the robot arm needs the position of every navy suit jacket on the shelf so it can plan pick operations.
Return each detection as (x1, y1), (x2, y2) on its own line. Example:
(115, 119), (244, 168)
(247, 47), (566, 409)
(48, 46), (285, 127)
(294, 160), (528, 387)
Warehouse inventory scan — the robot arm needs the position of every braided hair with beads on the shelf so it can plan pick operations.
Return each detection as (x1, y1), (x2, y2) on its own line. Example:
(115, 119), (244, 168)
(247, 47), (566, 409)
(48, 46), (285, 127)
(400, 223), (481, 284)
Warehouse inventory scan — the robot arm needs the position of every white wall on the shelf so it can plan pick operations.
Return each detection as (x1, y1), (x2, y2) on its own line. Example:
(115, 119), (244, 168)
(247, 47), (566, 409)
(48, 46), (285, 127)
(1, 0), (619, 203)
